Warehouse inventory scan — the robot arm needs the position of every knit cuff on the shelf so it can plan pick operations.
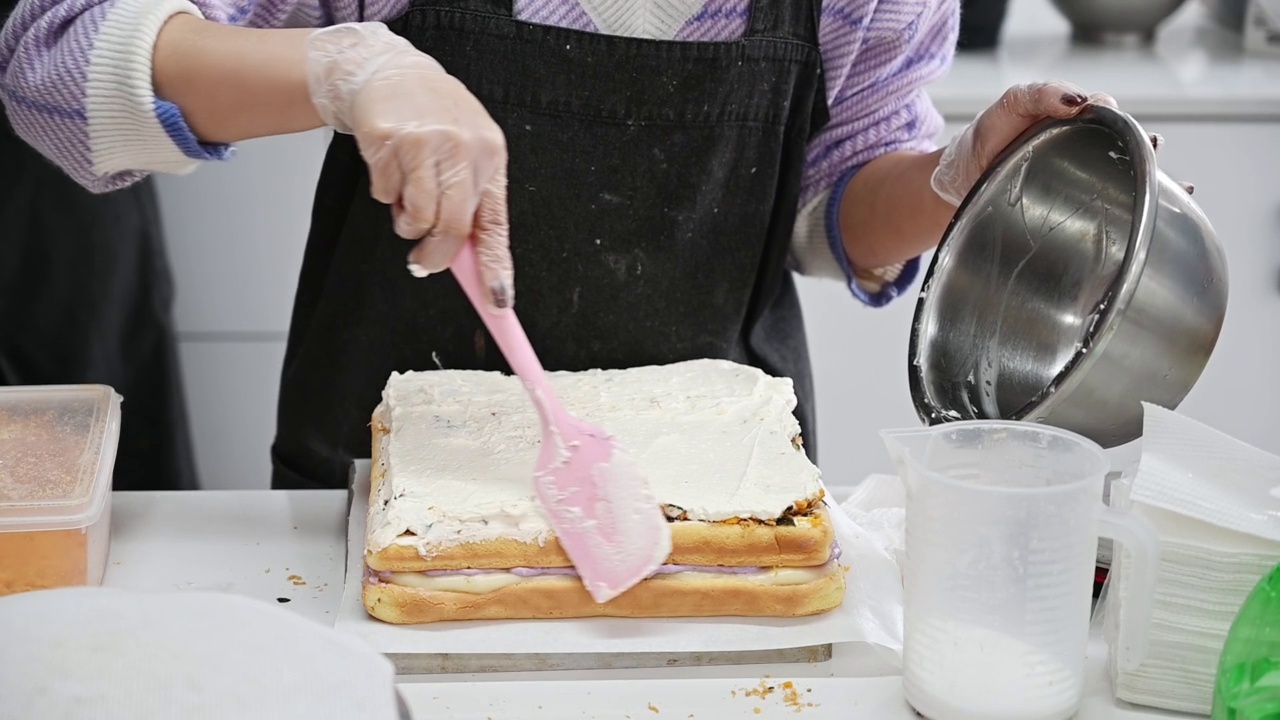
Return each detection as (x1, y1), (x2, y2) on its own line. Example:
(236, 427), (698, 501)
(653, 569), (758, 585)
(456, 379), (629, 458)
(789, 189), (849, 282)
(86, 0), (233, 178)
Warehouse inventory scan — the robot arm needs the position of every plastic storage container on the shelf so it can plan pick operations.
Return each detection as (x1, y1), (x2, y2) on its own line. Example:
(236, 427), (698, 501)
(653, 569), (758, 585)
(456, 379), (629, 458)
(0, 385), (122, 596)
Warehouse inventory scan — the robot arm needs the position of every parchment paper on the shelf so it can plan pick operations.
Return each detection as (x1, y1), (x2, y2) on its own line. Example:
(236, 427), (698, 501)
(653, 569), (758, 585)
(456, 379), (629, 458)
(335, 461), (901, 656)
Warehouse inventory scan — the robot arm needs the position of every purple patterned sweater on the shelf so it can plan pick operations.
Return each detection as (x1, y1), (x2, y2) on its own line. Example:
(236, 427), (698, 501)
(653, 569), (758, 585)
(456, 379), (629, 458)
(0, 0), (959, 305)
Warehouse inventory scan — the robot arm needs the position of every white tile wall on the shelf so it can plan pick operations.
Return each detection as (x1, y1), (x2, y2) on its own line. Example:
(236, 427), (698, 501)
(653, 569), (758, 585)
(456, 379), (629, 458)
(177, 340), (287, 490)
(158, 131), (327, 489)
(796, 274), (930, 485)
(1136, 121), (1280, 455)
(156, 131), (327, 336)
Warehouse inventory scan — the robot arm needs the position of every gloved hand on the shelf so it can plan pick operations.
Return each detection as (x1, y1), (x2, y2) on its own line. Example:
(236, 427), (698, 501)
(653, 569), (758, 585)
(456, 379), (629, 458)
(930, 81), (1194, 206)
(305, 22), (513, 307)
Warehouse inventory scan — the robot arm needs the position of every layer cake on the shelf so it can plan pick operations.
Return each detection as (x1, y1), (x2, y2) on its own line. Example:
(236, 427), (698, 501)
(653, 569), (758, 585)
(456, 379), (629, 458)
(362, 359), (845, 624)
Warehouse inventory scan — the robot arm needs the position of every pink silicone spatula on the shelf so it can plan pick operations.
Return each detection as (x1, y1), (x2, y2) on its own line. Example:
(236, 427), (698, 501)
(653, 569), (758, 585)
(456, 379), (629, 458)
(449, 242), (673, 603)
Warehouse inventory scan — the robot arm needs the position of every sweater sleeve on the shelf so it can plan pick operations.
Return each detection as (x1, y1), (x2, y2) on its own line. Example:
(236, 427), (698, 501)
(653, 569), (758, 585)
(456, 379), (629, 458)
(787, 0), (959, 307)
(0, 0), (403, 193)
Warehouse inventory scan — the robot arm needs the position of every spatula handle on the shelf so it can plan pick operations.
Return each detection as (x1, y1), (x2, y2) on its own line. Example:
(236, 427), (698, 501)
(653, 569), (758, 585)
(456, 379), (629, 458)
(449, 243), (559, 413)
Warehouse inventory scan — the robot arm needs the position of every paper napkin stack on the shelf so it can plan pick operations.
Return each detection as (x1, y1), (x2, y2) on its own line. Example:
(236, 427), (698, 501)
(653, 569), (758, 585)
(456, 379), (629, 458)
(1105, 403), (1280, 716)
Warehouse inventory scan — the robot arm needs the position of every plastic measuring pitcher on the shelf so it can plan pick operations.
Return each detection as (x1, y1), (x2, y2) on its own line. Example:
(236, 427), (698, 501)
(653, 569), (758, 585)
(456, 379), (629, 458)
(882, 420), (1159, 720)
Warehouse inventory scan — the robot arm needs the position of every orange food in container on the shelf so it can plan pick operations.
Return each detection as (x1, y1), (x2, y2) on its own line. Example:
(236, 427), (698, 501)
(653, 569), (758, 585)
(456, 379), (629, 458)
(0, 385), (122, 596)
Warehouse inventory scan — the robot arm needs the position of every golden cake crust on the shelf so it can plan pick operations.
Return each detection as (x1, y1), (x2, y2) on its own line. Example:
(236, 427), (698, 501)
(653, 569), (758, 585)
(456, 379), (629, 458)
(363, 561), (846, 624)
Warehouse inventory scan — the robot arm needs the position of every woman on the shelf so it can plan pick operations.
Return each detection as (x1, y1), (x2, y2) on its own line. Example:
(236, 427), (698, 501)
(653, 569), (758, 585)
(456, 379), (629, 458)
(0, 0), (1126, 490)
(0, 108), (200, 492)
(0, 0), (199, 492)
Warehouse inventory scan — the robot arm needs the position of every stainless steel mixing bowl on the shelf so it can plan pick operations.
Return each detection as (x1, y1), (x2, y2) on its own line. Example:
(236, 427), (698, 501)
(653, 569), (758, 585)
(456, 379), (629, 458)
(1049, 0), (1189, 44)
(907, 105), (1228, 449)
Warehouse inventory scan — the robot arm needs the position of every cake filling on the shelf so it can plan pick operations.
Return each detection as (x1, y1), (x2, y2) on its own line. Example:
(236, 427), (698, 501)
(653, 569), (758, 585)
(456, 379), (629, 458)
(372, 563), (836, 594)
(662, 492), (825, 525)
(367, 544), (843, 594)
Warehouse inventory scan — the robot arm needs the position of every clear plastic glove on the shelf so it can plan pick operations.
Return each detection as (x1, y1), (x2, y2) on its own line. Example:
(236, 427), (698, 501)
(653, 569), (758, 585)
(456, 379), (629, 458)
(930, 81), (1194, 207)
(306, 22), (513, 307)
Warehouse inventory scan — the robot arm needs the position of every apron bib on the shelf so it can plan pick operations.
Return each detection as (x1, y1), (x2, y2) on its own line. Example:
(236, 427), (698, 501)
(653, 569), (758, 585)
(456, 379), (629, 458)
(272, 0), (829, 489)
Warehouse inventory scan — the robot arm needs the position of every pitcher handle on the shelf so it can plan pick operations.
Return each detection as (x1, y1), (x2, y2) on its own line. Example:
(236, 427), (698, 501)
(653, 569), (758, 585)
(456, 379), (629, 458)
(1098, 506), (1161, 672)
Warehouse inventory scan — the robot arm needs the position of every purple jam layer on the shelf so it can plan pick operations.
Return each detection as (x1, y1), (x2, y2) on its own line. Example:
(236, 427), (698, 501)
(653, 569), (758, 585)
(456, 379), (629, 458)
(367, 542), (842, 582)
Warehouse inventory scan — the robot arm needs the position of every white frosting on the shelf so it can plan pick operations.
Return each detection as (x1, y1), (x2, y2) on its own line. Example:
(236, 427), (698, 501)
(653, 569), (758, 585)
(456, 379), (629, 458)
(382, 566), (829, 594)
(367, 359), (823, 555)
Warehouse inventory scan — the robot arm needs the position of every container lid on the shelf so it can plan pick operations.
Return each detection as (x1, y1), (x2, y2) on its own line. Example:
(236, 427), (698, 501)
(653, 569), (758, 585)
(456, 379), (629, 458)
(0, 385), (122, 532)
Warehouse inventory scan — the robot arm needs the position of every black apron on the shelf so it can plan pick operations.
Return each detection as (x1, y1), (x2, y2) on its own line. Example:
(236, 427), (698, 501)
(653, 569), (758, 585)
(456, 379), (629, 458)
(0, 114), (199, 492)
(271, 0), (829, 490)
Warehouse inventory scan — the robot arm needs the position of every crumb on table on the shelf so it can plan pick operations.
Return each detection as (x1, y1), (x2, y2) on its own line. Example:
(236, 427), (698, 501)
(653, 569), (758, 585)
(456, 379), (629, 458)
(736, 678), (819, 714)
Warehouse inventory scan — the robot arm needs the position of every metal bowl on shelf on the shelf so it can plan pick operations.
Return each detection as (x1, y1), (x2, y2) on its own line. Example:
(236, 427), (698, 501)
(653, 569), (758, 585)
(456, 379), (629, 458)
(1049, 0), (1190, 44)
(907, 105), (1228, 450)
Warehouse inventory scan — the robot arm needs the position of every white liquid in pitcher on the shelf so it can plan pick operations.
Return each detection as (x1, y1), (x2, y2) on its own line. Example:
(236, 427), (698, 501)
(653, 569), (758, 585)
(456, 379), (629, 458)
(904, 619), (1083, 720)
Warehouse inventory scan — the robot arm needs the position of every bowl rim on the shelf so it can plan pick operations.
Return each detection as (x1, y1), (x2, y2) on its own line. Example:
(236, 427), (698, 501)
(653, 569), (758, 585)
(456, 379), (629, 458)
(907, 104), (1160, 429)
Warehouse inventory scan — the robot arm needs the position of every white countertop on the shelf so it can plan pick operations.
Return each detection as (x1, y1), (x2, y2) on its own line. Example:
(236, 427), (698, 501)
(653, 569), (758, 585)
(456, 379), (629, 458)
(929, 0), (1280, 119)
(101, 489), (1181, 719)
